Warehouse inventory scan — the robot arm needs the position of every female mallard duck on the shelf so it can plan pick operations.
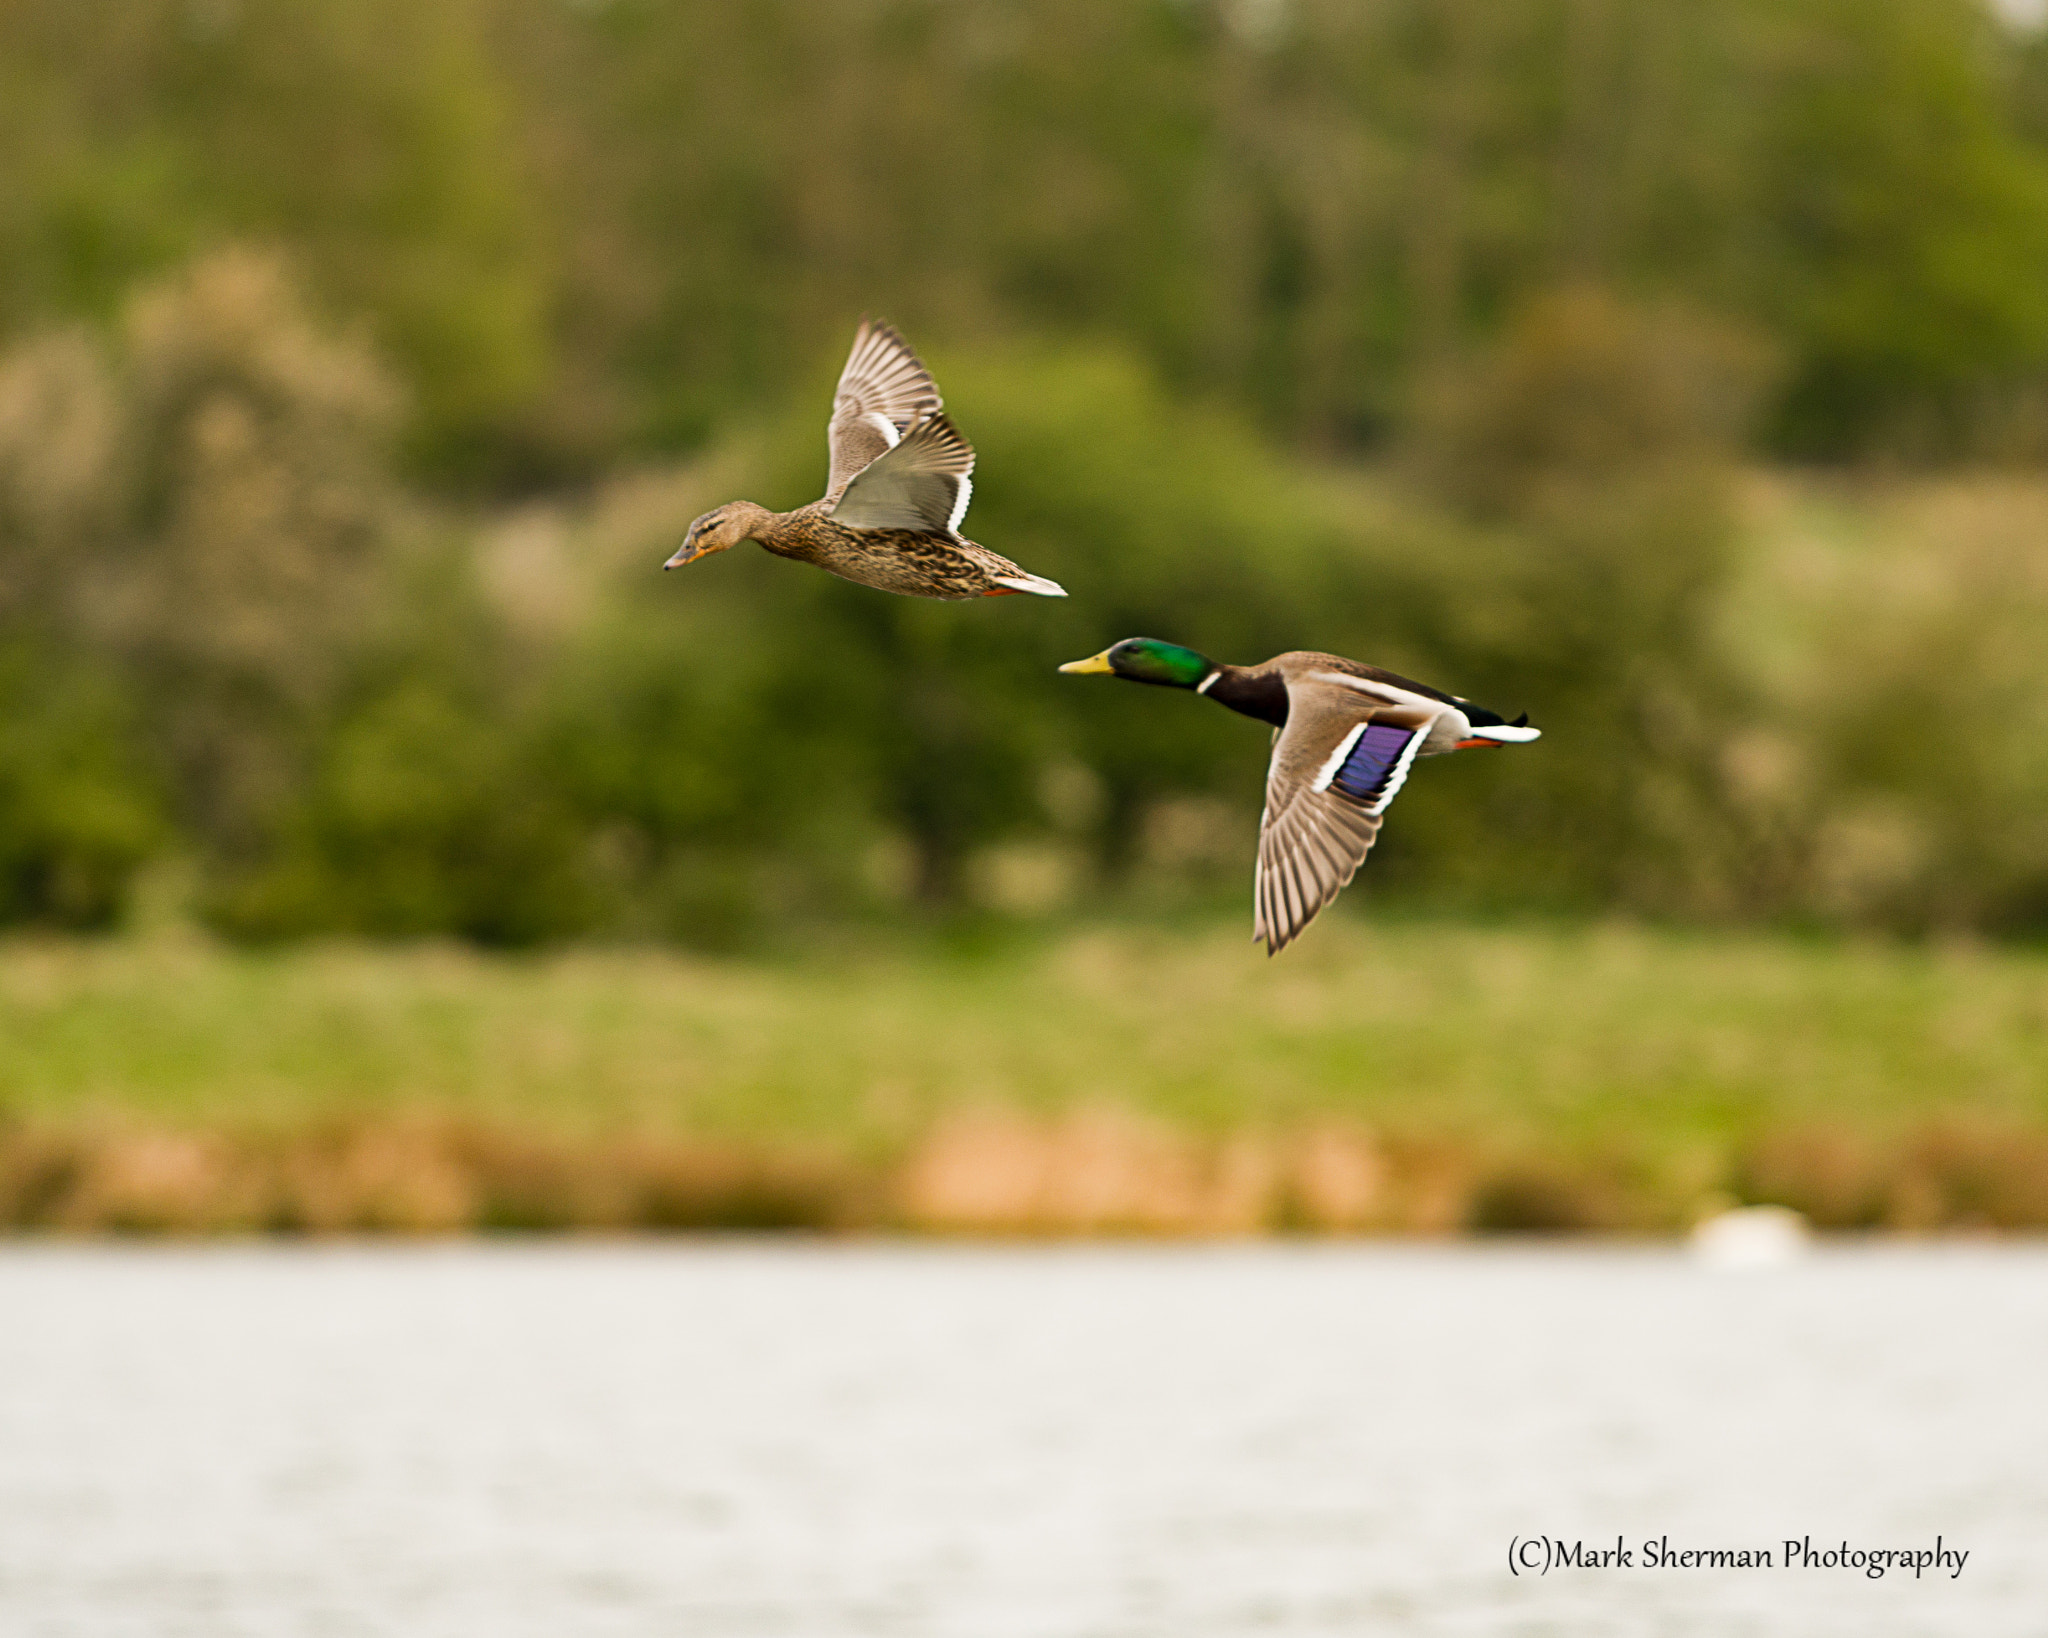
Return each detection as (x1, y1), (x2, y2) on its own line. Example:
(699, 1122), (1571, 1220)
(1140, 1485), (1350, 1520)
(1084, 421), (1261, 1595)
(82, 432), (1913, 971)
(664, 320), (1066, 600)
(1060, 638), (1539, 954)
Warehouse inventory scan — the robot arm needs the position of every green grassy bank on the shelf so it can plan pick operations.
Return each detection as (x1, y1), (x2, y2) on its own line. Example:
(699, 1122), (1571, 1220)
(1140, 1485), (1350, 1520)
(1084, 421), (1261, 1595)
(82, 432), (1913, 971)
(4, 919), (2046, 1235)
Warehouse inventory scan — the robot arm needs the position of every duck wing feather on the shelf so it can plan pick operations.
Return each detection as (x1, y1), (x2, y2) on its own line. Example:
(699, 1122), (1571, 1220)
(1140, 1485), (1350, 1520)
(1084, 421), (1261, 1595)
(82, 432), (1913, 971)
(829, 412), (977, 534)
(826, 320), (945, 497)
(1254, 676), (1437, 954)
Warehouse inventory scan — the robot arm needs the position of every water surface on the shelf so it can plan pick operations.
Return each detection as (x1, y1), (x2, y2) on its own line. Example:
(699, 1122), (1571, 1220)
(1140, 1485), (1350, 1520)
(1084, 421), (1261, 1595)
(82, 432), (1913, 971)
(2, 1242), (2042, 1636)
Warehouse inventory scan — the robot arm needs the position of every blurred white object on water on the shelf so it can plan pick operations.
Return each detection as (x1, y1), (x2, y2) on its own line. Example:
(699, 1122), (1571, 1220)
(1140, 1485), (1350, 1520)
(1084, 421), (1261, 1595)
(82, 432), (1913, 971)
(1690, 1204), (1812, 1269)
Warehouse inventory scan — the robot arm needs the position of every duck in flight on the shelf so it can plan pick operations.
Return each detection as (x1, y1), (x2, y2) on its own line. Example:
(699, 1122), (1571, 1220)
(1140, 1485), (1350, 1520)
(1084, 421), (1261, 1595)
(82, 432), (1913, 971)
(664, 320), (1066, 600)
(1059, 639), (1539, 954)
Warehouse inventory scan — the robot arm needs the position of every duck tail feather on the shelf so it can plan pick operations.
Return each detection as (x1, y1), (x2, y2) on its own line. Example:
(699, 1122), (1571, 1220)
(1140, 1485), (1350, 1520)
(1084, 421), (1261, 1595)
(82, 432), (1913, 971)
(990, 572), (1066, 598)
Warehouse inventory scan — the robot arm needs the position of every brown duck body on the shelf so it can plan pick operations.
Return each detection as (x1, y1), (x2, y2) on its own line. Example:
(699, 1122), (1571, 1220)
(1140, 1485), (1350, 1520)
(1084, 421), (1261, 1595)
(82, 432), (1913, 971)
(746, 499), (1052, 601)
(663, 321), (1065, 601)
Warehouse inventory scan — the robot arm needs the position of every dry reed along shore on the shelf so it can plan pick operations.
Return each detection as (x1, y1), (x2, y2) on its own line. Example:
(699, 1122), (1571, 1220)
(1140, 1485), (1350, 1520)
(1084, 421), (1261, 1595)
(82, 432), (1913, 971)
(4, 923), (2047, 1237)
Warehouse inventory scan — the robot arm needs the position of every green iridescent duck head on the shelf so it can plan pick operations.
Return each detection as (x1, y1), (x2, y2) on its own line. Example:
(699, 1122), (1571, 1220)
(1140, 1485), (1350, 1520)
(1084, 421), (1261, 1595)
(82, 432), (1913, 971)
(1058, 638), (1218, 690)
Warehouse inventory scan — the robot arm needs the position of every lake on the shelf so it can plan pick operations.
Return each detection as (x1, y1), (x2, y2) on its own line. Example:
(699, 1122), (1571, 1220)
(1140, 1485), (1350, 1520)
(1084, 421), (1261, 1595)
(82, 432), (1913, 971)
(1, 1242), (2042, 1636)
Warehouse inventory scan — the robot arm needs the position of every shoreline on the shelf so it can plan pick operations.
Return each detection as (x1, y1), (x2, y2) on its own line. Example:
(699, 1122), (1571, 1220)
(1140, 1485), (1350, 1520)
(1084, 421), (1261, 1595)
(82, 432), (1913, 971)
(7, 1107), (2045, 1237)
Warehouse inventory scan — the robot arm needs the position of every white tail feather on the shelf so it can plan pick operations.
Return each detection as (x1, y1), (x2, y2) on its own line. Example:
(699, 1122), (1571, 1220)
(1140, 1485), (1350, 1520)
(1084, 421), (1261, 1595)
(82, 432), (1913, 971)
(992, 573), (1066, 598)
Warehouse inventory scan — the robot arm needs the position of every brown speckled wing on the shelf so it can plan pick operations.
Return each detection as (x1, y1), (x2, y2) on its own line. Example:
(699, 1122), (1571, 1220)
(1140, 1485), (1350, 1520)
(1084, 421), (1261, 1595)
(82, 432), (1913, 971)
(1253, 680), (1430, 954)
(829, 412), (976, 534)
(826, 320), (945, 497)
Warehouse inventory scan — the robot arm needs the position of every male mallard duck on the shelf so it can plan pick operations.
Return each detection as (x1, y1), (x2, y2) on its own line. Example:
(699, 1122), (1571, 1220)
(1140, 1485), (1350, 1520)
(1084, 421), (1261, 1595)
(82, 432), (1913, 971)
(1059, 639), (1539, 954)
(663, 320), (1066, 600)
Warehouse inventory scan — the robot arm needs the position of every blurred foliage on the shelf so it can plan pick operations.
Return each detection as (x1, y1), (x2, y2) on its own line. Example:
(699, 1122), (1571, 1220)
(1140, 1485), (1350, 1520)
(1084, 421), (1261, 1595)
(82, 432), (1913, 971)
(1719, 475), (2048, 934)
(0, 251), (409, 926)
(5, 249), (2048, 941)
(9, 0), (2048, 478)
(1391, 286), (1771, 917)
(0, 641), (161, 926)
(0, 0), (546, 483)
(5, 4), (2048, 943)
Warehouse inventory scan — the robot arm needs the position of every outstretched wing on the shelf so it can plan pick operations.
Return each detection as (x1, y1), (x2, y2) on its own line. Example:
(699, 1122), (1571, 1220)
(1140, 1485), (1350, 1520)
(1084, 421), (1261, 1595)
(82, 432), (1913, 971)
(826, 320), (945, 498)
(1254, 681), (1435, 955)
(829, 412), (977, 534)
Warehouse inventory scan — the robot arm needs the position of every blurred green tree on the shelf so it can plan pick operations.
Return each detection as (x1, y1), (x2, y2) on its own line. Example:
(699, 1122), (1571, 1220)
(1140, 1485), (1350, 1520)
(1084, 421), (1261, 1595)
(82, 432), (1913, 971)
(0, 0), (551, 484)
(1747, 0), (2048, 453)
(14, 0), (2048, 479)
(0, 642), (161, 926)
(1394, 285), (1772, 915)
(5, 2), (2048, 942)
